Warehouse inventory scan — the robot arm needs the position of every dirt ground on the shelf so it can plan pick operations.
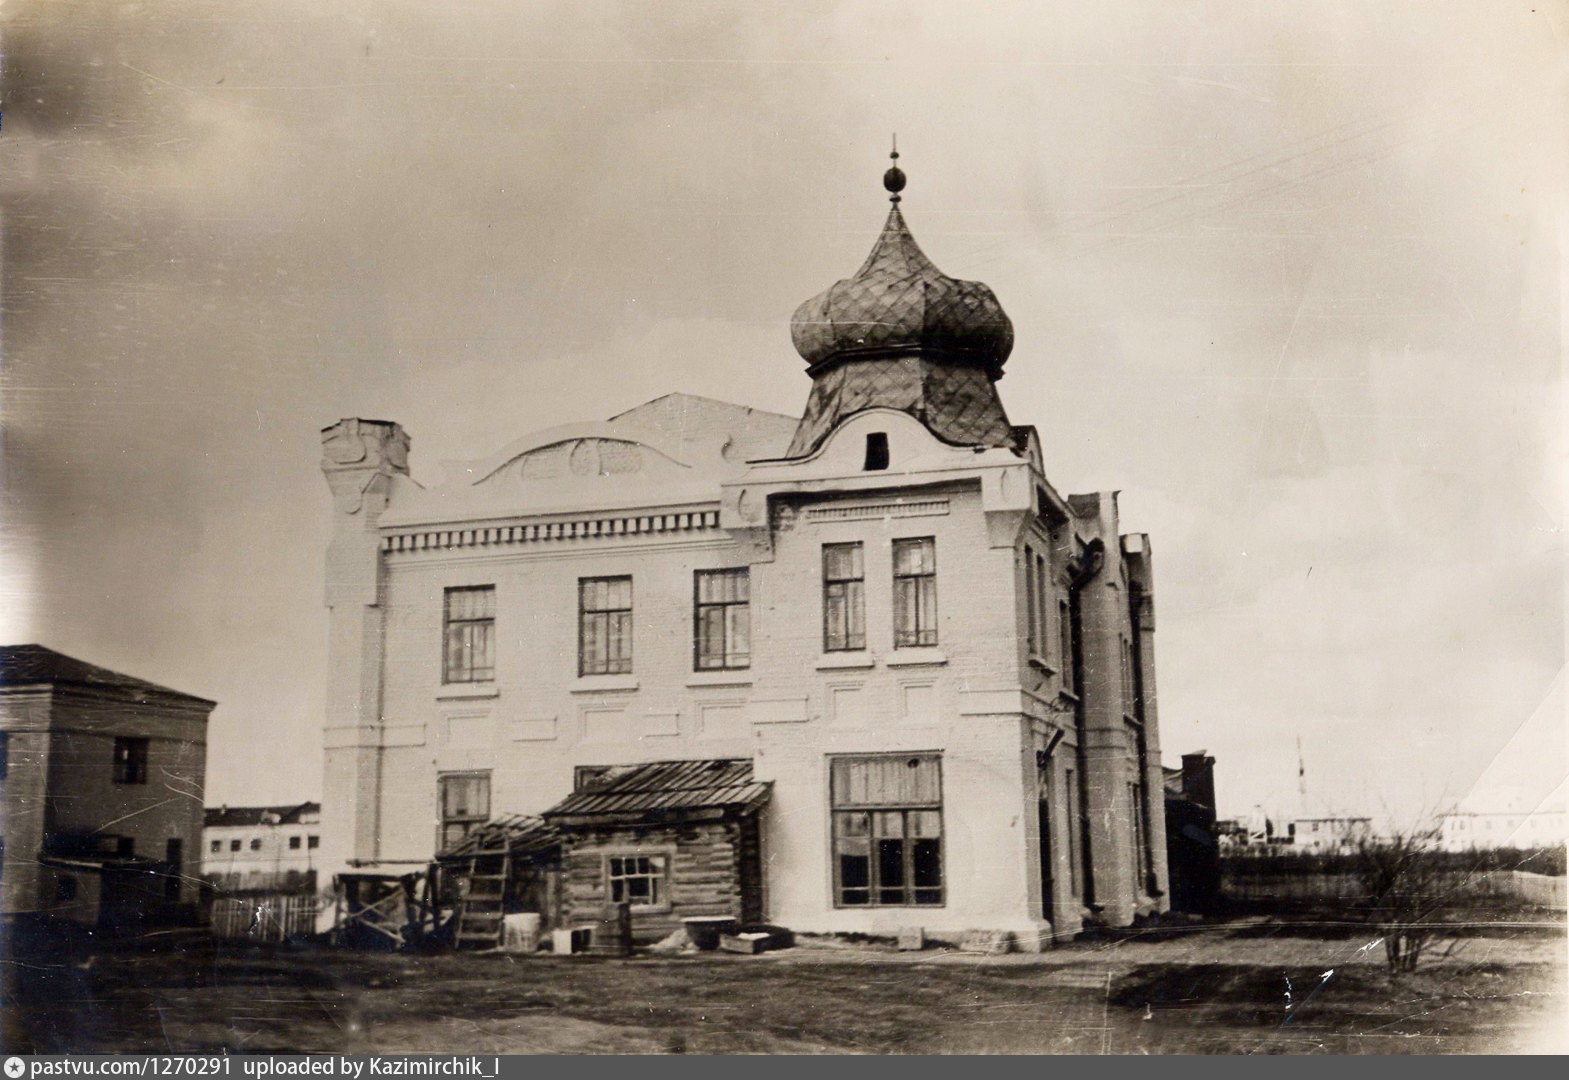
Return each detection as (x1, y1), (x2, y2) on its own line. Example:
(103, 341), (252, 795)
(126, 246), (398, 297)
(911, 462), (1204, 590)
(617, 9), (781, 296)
(3, 921), (1564, 1055)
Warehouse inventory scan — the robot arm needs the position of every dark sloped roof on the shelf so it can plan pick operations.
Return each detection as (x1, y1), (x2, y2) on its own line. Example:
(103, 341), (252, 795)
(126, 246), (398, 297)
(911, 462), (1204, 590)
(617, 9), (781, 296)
(0, 644), (216, 706)
(204, 802), (321, 829)
(436, 814), (562, 861)
(543, 759), (771, 826)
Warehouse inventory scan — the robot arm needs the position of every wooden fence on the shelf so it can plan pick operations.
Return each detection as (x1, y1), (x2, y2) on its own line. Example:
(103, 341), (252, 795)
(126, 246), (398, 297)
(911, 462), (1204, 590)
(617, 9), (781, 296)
(1222, 868), (1566, 911)
(209, 893), (323, 942)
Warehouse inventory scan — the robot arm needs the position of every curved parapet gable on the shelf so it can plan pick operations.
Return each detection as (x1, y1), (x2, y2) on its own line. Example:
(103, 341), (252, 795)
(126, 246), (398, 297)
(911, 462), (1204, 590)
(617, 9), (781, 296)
(469, 422), (692, 486)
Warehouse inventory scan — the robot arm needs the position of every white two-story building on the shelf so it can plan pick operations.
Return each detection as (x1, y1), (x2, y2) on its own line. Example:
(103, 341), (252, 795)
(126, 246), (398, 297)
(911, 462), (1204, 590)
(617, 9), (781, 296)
(317, 158), (1174, 946)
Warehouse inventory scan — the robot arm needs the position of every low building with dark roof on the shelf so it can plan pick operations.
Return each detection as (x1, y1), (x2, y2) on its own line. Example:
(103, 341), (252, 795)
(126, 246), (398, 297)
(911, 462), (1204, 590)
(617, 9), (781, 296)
(201, 801), (322, 892)
(0, 644), (215, 928)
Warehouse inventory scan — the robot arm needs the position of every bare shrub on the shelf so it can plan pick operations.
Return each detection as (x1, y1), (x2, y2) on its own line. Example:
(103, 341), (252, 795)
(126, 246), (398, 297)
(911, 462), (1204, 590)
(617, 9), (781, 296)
(1353, 829), (1453, 974)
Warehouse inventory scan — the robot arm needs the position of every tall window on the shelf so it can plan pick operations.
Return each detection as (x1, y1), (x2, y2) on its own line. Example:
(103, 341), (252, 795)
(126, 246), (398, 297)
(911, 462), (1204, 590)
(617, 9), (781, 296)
(694, 568), (750, 671)
(1129, 780), (1148, 890)
(443, 586), (495, 683)
(579, 577), (633, 675)
(0, 730), (8, 778)
(893, 538), (937, 647)
(112, 737), (149, 784)
(1065, 766), (1081, 897)
(607, 853), (668, 908)
(822, 543), (865, 652)
(1035, 553), (1048, 655)
(831, 754), (944, 907)
(438, 772), (490, 850)
(1058, 600), (1074, 690)
(1025, 549), (1050, 660)
(1025, 551), (1039, 656)
(1120, 637), (1135, 715)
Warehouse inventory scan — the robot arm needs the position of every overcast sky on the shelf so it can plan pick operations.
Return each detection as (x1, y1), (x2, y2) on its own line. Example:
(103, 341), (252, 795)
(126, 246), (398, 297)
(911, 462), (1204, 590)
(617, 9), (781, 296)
(3, 0), (1562, 825)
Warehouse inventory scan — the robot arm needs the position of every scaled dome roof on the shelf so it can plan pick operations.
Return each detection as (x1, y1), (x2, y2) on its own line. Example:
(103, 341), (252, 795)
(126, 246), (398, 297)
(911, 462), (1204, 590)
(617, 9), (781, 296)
(790, 203), (1014, 374)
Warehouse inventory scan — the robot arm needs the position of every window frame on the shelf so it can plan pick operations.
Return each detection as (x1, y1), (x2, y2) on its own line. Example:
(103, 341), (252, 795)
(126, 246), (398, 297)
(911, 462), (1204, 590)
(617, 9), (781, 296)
(822, 542), (866, 653)
(693, 568), (751, 671)
(602, 848), (674, 912)
(578, 576), (634, 676)
(112, 736), (149, 785)
(1058, 599), (1074, 691)
(829, 753), (945, 908)
(892, 537), (938, 648)
(437, 771), (492, 851)
(442, 585), (496, 685)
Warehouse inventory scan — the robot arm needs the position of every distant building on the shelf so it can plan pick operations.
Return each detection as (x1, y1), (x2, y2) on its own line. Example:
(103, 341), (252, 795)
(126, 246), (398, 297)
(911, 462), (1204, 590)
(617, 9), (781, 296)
(0, 644), (214, 928)
(1439, 807), (1566, 853)
(202, 802), (321, 892)
(1289, 816), (1372, 855)
(318, 157), (1181, 946)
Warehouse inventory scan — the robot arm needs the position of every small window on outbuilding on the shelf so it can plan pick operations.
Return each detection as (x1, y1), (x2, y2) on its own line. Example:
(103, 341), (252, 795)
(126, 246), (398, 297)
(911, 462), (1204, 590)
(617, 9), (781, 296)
(229, 840), (241, 852)
(864, 432), (890, 471)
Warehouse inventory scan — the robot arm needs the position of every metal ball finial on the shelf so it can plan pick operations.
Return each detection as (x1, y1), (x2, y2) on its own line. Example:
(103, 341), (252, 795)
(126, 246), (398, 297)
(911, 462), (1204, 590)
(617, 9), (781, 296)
(883, 134), (906, 203)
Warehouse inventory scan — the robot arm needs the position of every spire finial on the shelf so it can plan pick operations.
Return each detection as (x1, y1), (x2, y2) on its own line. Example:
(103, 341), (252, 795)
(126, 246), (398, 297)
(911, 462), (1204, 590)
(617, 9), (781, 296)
(883, 134), (906, 203)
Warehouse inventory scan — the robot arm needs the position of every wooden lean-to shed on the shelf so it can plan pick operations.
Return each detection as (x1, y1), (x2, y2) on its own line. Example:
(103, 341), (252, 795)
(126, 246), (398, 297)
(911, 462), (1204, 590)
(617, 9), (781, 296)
(434, 814), (563, 949)
(541, 759), (771, 943)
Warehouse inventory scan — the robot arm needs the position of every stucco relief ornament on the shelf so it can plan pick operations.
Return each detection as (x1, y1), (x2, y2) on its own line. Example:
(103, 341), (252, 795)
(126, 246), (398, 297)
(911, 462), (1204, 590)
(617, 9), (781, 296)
(771, 502), (800, 534)
(320, 419), (408, 514)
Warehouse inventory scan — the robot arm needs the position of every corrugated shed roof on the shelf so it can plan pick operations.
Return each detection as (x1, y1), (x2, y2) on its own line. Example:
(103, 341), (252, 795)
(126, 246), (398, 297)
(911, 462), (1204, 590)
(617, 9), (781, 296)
(0, 644), (216, 706)
(436, 813), (562, 861)
(204, 802), (321, 829)
(543, 758), (771, 825)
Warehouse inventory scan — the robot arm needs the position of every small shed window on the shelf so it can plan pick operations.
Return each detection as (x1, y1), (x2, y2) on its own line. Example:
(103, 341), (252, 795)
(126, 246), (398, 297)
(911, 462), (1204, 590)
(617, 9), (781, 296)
(606, 853), (668, 909)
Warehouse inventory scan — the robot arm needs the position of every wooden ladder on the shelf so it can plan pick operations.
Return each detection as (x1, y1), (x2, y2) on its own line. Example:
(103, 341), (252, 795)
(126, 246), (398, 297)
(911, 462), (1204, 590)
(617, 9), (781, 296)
(453, 845), (511, 950)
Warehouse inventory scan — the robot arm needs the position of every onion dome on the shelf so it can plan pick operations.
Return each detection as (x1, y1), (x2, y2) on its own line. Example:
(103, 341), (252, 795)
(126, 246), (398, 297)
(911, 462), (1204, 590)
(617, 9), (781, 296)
(784, 145), (1020, 459)
(790, 162), (1013, 375)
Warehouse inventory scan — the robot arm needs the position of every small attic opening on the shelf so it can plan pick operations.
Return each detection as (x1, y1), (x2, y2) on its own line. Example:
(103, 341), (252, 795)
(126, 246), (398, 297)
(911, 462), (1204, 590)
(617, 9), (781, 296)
(864, 432), (890, 471)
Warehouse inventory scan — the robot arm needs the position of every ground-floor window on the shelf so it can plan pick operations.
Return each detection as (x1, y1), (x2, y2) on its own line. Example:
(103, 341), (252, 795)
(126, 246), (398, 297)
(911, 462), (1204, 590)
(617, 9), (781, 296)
(438, 771), (490, 850)
(606, 852), (668, 909)
(830, 754), (943, 907)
